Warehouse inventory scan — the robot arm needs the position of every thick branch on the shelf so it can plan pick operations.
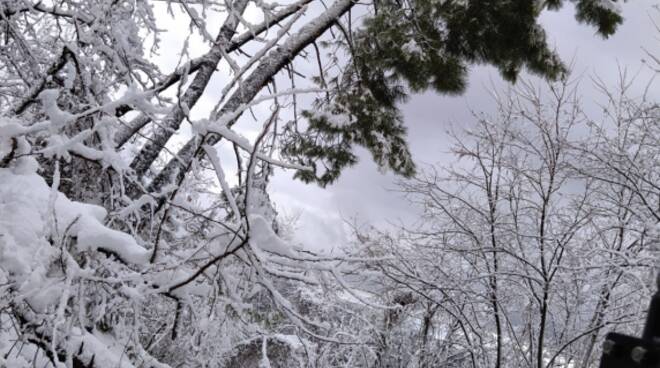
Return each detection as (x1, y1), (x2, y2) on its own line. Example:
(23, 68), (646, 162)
(11, 47), (75, 115)
(113, 0), (314, 146)
(148, 0), (356, 195)
(128, 0), (251, 178)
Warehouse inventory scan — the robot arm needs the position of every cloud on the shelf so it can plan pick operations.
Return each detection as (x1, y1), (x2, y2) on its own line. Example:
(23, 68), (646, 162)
(270, 0), (660, 247)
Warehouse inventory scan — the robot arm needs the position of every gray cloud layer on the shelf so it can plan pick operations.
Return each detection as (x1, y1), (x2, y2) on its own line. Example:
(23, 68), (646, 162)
(271, 0), (660, 251)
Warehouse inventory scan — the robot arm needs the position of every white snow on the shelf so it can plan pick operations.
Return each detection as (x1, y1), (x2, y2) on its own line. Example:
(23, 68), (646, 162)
(310, 108), (351, 128)
(76, 215), (149, 264)
(0, 165), (149, 289)
(248, 214), (294, 257)
(66, 329), (138, 368)
(402, 38), (422, 55)
(39, 89), (75, 129)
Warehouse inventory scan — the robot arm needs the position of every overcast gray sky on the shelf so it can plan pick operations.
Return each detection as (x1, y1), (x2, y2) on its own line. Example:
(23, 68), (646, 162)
(268, 0), (660, 251)
(150, 0), (659, 252)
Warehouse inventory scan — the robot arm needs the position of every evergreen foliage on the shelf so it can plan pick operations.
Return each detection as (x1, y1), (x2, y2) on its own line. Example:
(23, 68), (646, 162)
(285, 0), (623, 185)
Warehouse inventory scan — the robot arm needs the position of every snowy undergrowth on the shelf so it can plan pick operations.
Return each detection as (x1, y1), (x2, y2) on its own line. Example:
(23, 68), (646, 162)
(0, 158), (150, 367)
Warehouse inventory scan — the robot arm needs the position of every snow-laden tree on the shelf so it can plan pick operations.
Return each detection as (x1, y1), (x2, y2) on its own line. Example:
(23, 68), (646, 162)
(358, 76), (659, 368)
(568, 72), (660, 367)
(0, 0), (628, 366)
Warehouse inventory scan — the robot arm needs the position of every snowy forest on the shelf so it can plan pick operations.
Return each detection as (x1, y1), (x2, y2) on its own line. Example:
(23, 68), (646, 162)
(0, 0), (658, 367)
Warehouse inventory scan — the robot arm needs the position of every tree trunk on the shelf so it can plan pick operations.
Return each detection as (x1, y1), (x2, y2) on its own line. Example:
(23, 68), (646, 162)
(128, 0), (250, 179)
(148, 0), (356, 195)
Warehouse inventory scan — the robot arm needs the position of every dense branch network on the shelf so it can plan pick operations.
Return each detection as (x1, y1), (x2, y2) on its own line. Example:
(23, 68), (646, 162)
(0, 0), (649, 367)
